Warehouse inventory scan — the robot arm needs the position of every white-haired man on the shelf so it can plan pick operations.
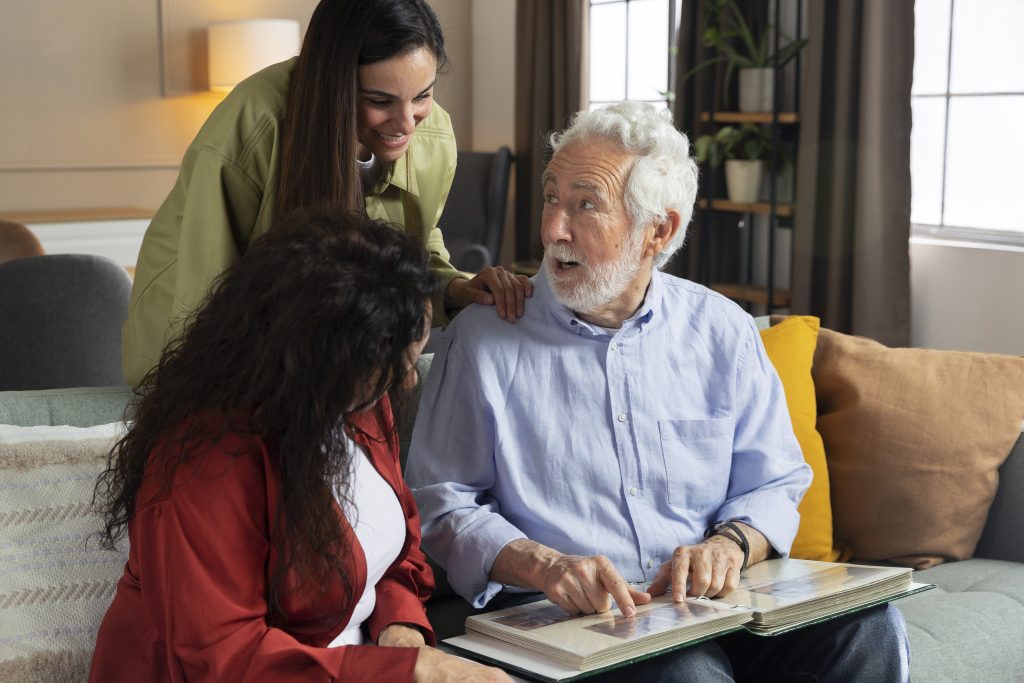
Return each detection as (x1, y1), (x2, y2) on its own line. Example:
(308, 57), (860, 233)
(407, 102), (909, 681)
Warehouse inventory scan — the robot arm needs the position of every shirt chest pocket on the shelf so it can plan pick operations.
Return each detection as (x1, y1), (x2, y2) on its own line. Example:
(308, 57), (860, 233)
(658, 418), (735, 512)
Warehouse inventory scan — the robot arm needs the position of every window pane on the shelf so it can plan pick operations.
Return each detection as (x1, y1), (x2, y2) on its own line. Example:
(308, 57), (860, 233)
(950, 0), (1024, 93)
(627, 0), (669, 101)
(944, 96), (1024, 231)
(912, 0), (951, 95)
(910, 97), (946, 226)
(589, 3), (627, 103)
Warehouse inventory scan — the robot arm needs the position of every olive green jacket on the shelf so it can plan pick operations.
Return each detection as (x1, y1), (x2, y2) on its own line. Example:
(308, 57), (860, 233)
(122, 58), (461, 385)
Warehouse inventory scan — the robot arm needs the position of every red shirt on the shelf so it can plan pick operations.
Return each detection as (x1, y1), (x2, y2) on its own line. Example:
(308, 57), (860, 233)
(89, 396), (435, 682)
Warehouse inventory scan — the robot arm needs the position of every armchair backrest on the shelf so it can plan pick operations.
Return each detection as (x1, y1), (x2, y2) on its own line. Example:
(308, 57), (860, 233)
(437, 146), (513, 273)
(0, 254), (132, 391)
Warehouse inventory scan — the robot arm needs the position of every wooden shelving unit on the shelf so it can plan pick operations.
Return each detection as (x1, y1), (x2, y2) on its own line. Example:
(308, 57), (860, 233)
(710, 282), (790, 307)
(697, 199), (794, 217)
(699, 112), (799, 124)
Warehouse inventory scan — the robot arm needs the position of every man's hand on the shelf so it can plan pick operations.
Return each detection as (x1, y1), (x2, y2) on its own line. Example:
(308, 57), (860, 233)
(491, 539), (651, 617)
(647, 536), (743, 600)
(648, 522), (771, 601)
(445, 267), (534, 321)
(540, 553), (652, 617)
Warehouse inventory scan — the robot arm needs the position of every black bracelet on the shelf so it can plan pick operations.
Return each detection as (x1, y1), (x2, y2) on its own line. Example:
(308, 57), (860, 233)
(704, 520), (750, 571)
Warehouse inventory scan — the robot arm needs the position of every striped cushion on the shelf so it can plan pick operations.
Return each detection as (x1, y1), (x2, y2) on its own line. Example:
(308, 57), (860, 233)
(0, 423), (127, 682)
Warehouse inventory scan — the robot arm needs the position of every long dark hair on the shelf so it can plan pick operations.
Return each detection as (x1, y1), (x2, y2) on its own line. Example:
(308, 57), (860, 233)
(277, 0), (447, 218)
(95, 208), (436, 610)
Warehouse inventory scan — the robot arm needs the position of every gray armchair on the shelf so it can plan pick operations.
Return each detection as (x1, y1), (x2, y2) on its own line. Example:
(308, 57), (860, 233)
(438, 147), (513, 273)
(0, 254), (132, 390)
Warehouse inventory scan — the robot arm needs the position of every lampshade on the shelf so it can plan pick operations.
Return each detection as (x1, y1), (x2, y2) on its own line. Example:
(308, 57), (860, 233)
(208, 19), (300, 92)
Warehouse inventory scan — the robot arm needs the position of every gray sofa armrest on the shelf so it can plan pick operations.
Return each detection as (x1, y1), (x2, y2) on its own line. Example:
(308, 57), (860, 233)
(0, 386), (133, 427)
(974, 433), (1024, 562)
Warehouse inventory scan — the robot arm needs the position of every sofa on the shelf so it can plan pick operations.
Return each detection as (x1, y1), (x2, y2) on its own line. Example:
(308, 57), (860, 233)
(2, 327), (1024, 681)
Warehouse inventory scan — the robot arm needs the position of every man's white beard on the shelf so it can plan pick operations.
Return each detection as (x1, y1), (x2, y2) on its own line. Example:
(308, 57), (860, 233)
(543, 228), (646, 317)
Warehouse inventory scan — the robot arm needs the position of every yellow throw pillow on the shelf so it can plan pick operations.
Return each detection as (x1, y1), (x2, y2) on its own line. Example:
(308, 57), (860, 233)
(759, 316), (847, 562)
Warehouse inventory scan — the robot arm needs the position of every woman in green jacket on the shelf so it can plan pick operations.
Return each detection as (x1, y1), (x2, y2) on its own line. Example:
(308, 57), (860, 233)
(123, 0), (531, 386)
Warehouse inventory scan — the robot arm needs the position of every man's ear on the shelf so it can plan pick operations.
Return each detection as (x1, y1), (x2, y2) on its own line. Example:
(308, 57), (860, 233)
(643, 209), (682, 258)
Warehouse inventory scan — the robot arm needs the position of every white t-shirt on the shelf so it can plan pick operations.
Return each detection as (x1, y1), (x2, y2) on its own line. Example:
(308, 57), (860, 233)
(328, 434), (406, 647)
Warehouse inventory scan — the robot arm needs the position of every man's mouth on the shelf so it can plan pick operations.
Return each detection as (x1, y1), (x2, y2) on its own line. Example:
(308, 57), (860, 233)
(556, 259), (581, 271)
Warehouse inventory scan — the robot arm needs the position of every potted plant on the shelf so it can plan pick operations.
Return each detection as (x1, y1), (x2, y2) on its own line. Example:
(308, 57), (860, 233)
(694, 123), (773, 203)
(683, 0), (807, 112)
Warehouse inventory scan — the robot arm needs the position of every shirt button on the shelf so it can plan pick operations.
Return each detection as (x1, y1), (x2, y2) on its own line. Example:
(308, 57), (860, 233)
(617, 413), (626, 423)
(609, 342), (617, 351)
(629, 486), (638, 496)
(647, 558), (654, 568)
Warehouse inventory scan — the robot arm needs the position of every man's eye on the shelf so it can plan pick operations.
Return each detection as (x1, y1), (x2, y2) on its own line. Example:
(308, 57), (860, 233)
(580, 200), (595, 209)
(544, 194), (559, 205)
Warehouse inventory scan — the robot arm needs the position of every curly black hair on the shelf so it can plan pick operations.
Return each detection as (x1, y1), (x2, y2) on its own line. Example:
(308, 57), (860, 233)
(95, 207), (436, 614)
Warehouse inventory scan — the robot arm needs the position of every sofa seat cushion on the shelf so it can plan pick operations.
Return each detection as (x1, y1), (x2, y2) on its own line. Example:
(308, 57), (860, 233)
(901, 559), (1024, 681)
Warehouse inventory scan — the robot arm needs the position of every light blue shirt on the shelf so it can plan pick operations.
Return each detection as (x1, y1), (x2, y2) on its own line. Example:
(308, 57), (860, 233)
(406, 268), (811, 608)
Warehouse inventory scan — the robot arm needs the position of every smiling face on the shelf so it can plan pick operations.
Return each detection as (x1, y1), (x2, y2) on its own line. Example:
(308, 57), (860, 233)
(540, 138), (655, 325)
(356, 47), (438, 163)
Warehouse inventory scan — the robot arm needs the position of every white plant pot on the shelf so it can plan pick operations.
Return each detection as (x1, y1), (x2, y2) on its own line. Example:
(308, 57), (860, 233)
(725, 159), (764, 203)
(738, 67), (774, 113)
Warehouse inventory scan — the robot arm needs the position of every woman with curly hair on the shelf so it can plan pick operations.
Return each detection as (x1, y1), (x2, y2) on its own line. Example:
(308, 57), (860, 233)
(91, 209), (508, 682)
(122, 0), (531, 386)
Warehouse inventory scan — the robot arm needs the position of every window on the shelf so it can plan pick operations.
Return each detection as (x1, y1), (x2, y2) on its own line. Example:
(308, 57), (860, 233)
(587, 0), (683, 111)
(911, 0), (1024, 244)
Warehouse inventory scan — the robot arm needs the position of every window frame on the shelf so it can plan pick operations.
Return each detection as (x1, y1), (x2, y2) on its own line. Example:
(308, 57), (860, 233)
(910, 0), (1024, 247)
(585, 0), (682, 112)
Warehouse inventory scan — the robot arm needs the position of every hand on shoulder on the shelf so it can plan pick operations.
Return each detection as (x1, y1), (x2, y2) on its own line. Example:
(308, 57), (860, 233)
(445, 267), (533, 321)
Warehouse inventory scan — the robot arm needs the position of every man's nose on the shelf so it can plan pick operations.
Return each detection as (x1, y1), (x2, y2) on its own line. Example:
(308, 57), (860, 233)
(542, 208), (571, 243)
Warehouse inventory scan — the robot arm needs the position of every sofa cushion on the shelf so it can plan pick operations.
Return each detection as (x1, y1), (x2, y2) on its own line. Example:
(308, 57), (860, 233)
(758, 316), (844, 562)
(811, 327), (1024, 568)
(0, 422), (127, 682)
(0, 386), (132, 429)
(902, 558), (1024, 681)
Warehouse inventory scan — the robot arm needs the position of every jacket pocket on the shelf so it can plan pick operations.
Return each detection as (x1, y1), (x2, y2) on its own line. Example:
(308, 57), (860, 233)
(658, 418), (734, 512)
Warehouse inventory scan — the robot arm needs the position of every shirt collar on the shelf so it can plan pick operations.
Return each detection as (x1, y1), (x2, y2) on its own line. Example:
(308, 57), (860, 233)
(369, 142), (419, 198)
(535, 265), (660, 337)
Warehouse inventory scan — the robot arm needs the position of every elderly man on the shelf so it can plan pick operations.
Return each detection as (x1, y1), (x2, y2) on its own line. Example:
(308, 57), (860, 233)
(406, 102), (909, 681)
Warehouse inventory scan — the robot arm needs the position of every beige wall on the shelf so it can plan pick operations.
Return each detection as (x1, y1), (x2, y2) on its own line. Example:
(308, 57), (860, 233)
(0, 0), (473, 214)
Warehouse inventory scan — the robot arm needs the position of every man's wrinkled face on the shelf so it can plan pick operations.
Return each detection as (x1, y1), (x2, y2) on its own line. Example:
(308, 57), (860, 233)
(540, 138), (646, 315)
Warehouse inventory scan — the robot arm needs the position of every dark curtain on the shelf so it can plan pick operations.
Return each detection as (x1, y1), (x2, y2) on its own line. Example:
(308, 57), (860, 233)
(792, 1), (914, 346)
(514, 0), (585, 263)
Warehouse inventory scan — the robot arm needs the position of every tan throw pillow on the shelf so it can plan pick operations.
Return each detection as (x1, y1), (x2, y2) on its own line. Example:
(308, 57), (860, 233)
(811, 328), (1024, 569)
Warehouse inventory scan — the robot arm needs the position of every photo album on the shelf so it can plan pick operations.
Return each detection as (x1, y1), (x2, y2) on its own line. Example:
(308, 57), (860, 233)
(443, 559), (932, 682)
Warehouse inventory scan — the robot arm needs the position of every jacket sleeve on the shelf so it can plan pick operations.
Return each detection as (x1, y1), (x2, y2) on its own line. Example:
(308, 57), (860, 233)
(169, 146), (266, 329)
(133, 439), (420, 683)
